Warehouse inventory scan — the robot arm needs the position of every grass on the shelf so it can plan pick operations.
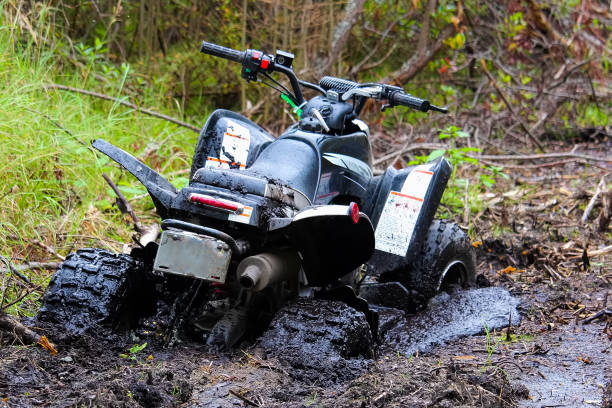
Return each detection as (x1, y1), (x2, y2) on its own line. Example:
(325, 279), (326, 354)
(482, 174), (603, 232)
(0, 14), (207, 315)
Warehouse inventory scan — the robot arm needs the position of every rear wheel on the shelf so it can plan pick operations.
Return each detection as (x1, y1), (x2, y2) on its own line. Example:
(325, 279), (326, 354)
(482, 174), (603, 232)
(37, 248), (154, 333)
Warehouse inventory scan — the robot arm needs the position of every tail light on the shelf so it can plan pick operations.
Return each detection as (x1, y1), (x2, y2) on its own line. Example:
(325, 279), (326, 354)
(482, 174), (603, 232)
(348, 202), (360, 224)
(189, 193), (243, 214)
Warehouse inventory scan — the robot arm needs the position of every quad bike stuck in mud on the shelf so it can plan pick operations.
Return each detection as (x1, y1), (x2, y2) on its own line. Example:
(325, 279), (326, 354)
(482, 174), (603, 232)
(37, 41), (476, 348)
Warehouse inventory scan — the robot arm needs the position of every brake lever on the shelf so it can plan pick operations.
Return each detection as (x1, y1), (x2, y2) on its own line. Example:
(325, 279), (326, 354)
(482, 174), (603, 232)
(341, 86), (382, 101)
(429, 104), (448, 114)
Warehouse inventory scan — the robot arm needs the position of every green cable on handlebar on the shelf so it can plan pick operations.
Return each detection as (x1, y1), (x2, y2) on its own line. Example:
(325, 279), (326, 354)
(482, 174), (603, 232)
(281, 93), (302, 119)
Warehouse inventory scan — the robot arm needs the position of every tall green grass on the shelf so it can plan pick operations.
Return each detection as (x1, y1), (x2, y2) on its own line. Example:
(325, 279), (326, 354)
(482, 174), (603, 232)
(0, 13), (205, 273)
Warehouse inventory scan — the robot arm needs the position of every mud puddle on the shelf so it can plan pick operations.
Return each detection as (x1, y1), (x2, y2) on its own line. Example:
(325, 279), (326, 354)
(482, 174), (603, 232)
(190, 287), (523, 407)
(381, 287), (520, 356)
(514, 323), (611, 407)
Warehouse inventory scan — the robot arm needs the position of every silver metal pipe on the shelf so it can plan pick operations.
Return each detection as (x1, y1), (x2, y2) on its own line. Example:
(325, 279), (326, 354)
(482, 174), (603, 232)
(236, 252), (299, 291)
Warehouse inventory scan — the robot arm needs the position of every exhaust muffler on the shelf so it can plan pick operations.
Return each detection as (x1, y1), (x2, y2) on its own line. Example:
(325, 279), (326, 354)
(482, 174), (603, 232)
(237, 252), (300, 291)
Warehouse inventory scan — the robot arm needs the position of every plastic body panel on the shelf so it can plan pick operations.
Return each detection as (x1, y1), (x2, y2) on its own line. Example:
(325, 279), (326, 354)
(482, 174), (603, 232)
(365, 157), (452, 275)
(190, 109), (275, 176)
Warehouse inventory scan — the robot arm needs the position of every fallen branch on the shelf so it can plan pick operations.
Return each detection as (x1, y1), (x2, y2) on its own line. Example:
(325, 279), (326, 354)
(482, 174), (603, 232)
(566, 244), (612, 259)
(479, 59), (545, 151)
(0, 312), (57, 355)
(582, 308), (612, 324)
(102, 173), (145, 235)
(470, 150), (610, 163)
(228, 389), (261, 407)
(0, 255), (31, 285)
(44, 84), (200, 133)
(30, 239), (65, 262)
(582, 176), (606, 224)
(0, 262), (61, 274)
(373, 143), (445, 166)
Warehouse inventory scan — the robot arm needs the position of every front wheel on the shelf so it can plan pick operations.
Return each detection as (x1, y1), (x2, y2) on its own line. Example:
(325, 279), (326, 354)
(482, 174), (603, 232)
(408, 219), (476, 300)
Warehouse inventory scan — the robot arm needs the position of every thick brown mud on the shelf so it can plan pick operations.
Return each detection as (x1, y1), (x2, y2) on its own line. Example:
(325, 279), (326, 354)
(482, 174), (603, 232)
(382, 287), (520, 356)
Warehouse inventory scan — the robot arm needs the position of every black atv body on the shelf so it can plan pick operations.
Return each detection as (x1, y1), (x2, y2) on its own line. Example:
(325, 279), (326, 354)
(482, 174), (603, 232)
(39, 41), (475, 347)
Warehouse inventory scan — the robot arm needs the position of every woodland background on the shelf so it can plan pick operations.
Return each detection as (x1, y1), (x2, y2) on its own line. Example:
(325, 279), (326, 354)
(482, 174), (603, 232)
(0, 0), (610, 315)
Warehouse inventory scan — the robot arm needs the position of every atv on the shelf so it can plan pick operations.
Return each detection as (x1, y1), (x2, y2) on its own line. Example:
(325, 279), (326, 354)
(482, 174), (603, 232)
(37, 41), (476, 348)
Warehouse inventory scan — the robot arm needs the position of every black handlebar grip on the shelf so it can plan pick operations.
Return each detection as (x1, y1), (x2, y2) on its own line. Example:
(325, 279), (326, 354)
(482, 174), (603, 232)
(319, 76), (360, 92)
(391, 92), (431, 112)
(200, 41), (244, 63)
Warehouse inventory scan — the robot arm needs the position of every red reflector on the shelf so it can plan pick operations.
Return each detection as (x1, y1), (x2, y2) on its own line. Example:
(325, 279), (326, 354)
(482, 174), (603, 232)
(349, 202), (359, 224)
(190, 194), (240, 212)
(261, 58), (270, 69)
(252, 51), (261, 60)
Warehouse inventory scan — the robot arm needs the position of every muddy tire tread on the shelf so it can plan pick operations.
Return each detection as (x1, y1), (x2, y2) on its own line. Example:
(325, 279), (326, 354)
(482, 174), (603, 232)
(408, 219), (476, 299)
(38, 248), (144, 332)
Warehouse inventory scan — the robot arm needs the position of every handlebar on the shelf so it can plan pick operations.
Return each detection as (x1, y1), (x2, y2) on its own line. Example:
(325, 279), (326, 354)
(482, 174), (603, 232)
(200, 41), (245, 63)
(200, 40), (305, 105)
(319, 76), (359, 93)
(319, 75), (447, 114)
(199, 41), (447, 115)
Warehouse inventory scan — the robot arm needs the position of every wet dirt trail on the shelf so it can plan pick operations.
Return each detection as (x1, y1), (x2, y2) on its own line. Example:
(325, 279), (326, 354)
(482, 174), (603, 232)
(0, 277), (609, 407)
(1, 155), (611, 407)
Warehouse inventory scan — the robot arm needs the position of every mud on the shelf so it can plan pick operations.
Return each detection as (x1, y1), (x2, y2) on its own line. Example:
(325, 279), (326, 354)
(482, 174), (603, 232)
(515, 323), (611, 407)
(383, 287), (521, 356)
(255, 298), (373, 386)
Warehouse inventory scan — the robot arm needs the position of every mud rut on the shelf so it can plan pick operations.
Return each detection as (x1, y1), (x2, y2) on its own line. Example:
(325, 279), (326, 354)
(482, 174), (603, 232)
(1, 151), (611, 408)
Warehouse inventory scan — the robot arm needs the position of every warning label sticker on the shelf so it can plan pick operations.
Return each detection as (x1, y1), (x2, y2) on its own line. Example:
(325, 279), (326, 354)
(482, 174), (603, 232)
(228, 205), (253, 224)
(374, 164), (434, 256)
(205, 119), (250, 170)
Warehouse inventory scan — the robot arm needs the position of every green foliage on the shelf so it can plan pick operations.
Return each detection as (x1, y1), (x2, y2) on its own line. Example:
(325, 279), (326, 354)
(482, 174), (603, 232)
(482, 324), (502, 368)
(408, 125), (508, 220)
(580, 104), (608, 127)
(120, 342), (148, 361)
(0, 14), (201, 317)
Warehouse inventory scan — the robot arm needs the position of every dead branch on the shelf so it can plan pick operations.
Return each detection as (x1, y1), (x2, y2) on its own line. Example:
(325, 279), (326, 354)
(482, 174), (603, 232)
(373, 143), (446, 166)
(582, 176), (606, 224)
(31, 239), (66, 262)
(471, 150), (610, 163)
(349, 9), (415, 76)
(0, 262), (61, 274)
(582, 308), (612, 324)
(587, 245), (612, 258)
(228, 389), (261, 407)
(479, 59), (545, 151)
(382, 24), (456, 85)
(44, 84), (200, 132)
(136, 224), (161, 248)
(0, 312), (57, 354)
(567, 244), (612, 259)
(102, 173), (145, 235)
(526, 0), (571, 48)
(0, 312), (41, 344)
(597, 191), (611, 232)
(0, 255), (32, 286)
(1, 284), (42, 311)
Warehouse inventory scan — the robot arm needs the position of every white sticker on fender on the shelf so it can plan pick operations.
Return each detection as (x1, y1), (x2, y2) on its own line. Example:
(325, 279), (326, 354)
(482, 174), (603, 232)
(228, 205), (253, 224)
(374, 164), (434, 256)
(204, 119), (250, 170)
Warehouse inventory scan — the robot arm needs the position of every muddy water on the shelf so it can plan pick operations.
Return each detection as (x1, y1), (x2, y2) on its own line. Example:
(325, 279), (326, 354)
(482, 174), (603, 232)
(515, 323), (611, 407)
(382, 287), (520, 355)
(192, 287), (522, 407)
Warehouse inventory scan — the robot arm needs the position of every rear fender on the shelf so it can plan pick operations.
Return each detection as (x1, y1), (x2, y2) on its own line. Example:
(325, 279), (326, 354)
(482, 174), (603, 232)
(92, 139), (177, 218)
(287, 205), (374, 286)
(366, 157), (452, 274)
